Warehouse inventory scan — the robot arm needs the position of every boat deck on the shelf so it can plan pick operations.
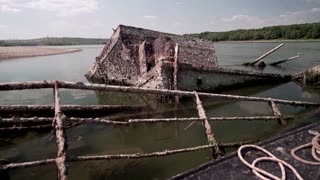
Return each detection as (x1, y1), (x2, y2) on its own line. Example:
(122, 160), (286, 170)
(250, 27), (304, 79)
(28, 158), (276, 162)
(173, 119), (320, 180)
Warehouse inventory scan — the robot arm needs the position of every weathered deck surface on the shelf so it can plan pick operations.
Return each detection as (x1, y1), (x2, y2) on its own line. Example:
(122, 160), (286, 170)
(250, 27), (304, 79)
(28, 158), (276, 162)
(172, 120), (320, 180)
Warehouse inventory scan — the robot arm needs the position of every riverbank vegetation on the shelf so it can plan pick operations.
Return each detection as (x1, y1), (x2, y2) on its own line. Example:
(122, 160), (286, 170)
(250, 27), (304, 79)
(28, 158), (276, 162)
(0, 37), (108, 46)
(187, 22), (320, 42)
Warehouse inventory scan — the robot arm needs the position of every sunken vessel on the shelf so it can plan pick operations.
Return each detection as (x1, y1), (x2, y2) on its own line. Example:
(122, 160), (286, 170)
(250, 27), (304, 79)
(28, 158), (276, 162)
(85, 25), (295, 92)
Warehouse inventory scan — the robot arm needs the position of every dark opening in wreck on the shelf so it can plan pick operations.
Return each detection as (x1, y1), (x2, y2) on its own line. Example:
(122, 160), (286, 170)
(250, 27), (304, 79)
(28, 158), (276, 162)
(85, 25), (292, 93)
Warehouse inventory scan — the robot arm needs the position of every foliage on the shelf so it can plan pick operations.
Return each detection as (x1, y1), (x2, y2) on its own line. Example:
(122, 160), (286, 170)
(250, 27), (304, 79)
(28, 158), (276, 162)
(186, 22), (320, 41)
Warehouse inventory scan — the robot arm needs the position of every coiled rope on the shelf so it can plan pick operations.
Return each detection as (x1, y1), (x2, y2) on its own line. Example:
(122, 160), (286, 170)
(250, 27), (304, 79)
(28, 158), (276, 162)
(238, 145), (303, 180)
(238, 130), (320, 179)
(291, 130), (320, 165)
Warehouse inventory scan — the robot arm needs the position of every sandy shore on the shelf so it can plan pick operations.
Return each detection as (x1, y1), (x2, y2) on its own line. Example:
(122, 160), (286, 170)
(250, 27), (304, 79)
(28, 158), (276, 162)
(0, 46), (82, 60)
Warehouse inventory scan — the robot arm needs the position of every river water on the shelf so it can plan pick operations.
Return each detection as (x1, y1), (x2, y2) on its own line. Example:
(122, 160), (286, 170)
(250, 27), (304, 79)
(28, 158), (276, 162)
(0, 42), (319, 179)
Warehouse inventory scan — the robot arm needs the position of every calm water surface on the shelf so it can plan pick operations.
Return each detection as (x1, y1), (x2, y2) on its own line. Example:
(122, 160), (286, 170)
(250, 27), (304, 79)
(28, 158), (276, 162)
(0, 43), (319, 179)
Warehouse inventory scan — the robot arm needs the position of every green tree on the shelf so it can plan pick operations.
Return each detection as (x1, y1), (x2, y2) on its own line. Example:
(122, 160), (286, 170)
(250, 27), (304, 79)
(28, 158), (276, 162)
(186, 22), (320, 41)
(311, 25), (320, 39)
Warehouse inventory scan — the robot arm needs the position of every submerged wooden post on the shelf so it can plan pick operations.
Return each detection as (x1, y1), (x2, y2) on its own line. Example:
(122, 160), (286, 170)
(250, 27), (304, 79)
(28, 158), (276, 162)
(194, 92), (221, 159)
(53, 81), (68, 180)
(244, 43), (284, 66)
(268, 100), (286, 125)
(173, 43), (179, 104)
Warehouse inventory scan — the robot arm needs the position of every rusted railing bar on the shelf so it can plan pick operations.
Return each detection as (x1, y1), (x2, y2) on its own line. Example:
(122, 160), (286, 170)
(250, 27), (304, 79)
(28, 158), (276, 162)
(128, 116), (294, 123)
(268, 100), (286, 125)
(0, 104), (142, 112)
(0, 125), (53, 131)
(194, 92), (221, 159)
(0, 122), (81, 131)
(72, 144), (215, 161)
(0, 81), (54, 90)
(1, 142), (251, 170)
(0, 117), (53, 123)
(0, 158), (56, 170)
(58, 81), (320, 107)
(68, 117), (128, 125)
(220, 140), (256, 147)
(0, 116), (294, 124)
(0, 81), (319, 107)
(53, 82), (68, 180)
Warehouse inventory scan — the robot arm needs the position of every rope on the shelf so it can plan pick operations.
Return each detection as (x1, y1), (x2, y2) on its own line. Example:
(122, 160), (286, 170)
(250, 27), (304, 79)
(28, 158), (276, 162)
(291, 130), (320, 165)
(238, 145), (303, 180)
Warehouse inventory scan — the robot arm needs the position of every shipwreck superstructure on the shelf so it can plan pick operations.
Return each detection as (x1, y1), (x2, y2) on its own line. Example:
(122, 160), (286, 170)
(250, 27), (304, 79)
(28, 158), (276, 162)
(86, 25), (291, 92)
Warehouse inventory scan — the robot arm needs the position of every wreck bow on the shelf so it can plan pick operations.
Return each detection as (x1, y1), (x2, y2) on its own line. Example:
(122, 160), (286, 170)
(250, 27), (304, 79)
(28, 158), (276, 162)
(85, 25), (292, 92)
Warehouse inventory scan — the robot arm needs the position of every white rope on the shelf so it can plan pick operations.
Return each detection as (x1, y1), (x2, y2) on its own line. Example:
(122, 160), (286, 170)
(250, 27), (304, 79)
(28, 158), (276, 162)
(238, 144), (303, 180)
(291, 130), (320, 165)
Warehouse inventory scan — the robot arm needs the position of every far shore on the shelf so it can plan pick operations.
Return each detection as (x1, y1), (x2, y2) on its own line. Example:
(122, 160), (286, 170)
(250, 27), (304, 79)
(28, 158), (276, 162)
(215, 39), (320, 43)
(0, 46), (82, 60)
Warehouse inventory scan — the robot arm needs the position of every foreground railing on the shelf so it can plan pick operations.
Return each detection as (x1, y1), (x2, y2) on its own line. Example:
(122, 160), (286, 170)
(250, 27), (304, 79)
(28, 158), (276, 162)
(0, 80), (319, 180)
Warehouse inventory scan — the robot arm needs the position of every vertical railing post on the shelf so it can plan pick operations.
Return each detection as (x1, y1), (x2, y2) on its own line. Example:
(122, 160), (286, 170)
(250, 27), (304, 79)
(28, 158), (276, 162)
(268, 99), (286, 125)
(173, 43), (179, 104)
(194, 92), (222, 159)
(53, 81), (68, 180)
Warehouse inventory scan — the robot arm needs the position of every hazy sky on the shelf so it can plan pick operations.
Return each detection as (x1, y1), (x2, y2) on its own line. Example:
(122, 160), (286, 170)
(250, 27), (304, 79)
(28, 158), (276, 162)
(0, 0), (320, 39)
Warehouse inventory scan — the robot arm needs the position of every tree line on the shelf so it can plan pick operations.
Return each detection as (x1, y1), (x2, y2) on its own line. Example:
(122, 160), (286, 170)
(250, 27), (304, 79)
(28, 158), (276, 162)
(187, 22), (320, 41)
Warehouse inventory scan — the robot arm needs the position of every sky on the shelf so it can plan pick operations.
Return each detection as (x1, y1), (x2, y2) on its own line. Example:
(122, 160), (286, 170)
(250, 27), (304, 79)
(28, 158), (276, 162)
(0, 0), (320, 39)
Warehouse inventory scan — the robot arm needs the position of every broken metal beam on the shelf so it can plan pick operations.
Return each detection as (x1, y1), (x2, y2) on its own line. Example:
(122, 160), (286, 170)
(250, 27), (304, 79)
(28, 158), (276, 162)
(243, 43), (284, 66)
(270, 54), (301, 66)
(194, 92), (221, 159)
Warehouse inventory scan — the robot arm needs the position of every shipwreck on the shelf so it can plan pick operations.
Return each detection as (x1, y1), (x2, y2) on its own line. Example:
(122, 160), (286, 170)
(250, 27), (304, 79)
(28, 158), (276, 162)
(0, 26), (319, 179)
(85, 25), (295, 93)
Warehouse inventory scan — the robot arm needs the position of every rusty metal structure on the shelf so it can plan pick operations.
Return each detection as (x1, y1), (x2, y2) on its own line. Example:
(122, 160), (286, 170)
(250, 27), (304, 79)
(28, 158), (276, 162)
(85, 25), (292, 92)
(1, 80), (320, 179)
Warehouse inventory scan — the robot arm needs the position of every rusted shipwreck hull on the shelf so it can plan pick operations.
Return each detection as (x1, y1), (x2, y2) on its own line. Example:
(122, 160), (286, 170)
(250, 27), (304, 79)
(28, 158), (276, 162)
(85, 25), (292, 92)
